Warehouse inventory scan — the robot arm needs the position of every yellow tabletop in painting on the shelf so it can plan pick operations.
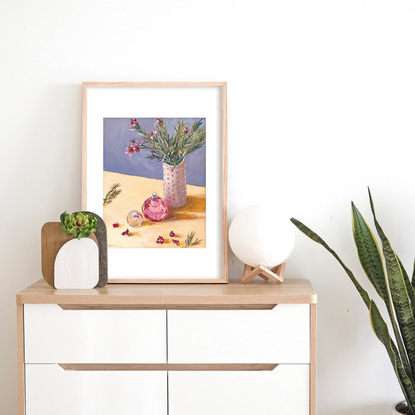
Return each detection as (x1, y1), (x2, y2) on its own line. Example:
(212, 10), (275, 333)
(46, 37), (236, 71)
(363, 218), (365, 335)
(104, 171), (206, 248)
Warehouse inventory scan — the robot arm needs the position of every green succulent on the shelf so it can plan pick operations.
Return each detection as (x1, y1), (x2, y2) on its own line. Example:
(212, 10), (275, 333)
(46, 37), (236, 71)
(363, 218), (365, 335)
(60, 211), (97, 240)
(291, 189), (415, 415)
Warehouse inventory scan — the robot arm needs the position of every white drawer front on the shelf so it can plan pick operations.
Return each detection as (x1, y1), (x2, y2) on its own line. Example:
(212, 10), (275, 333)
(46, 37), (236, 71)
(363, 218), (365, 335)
(169, 365), (309, 415)
(168, 305), (310, 363)
(24, 304), (166, 363)
(25, 364), (167, 415)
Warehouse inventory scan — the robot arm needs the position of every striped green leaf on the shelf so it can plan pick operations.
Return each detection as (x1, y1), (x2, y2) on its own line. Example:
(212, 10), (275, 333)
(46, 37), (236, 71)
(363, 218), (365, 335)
(412, 259), (415, 290)
(351, 202), (387, 301)
(290, 218), (370, 308)
(368, 189), (415, 381)
(352, 201), (412, 377)
(370, 300), (415, 414)
(398, 256), (415, 315)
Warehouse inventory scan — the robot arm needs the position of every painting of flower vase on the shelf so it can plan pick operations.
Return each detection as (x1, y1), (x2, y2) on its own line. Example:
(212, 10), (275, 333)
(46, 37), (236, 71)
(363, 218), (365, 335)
(103, 117), (206, 249)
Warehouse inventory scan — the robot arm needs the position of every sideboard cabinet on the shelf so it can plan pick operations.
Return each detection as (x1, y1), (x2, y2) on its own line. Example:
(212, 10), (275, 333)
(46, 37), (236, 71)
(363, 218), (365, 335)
(17, 279), (317, 415)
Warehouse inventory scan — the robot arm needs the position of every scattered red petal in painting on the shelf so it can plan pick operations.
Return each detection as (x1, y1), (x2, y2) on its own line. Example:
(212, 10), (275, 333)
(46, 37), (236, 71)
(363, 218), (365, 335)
(113, 223), (120, 228)
(122, 229), (130, 236)
(156, 236), (164, 244)
(172, 239), (180, 246)
(169, 231), (175, 237)
(151, 153), (156, 158)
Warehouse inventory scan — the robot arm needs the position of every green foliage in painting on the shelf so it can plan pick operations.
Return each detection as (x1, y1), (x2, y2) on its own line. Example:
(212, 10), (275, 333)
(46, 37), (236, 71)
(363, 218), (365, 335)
(103, 183), (122, 206)
(60, 211), (97, 240)
(183, 231), (202, 248)
(291, 189), (415, 414)
(128, 118), (206, 167)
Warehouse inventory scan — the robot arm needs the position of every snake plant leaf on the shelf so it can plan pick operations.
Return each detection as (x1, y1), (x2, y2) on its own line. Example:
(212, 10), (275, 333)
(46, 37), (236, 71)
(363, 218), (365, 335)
(412, 259), (415, 290)
(353, 201), (413, 380)
(393, 256), (415, 377)
(351, 202), (387, 301)
(290, 218), (371, 308)
(398, 256), (415, 313)
(370, 300), (415, 414)
(368, 189), (415, 381)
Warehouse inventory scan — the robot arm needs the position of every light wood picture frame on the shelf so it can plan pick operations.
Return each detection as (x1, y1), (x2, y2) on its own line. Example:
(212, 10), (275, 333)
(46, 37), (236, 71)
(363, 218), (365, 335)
(82, 82), (228, 283)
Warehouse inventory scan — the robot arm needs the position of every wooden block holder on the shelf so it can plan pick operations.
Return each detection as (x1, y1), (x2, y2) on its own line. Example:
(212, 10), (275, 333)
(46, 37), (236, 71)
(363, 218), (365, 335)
(41, 213), (108, 288)
(242, 263), (286, 284)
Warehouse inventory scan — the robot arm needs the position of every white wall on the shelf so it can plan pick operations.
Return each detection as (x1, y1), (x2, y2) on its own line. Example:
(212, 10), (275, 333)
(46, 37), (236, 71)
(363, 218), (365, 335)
(1, 0), (414, 413)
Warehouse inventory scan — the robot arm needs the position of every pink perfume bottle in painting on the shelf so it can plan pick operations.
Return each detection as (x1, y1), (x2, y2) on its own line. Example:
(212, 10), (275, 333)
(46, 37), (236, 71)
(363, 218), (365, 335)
(142, 192), (168, 222)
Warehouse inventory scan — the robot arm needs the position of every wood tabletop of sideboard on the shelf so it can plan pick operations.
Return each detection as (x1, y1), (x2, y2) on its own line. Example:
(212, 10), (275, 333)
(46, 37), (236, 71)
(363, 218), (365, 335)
(16, 279), (316, 307)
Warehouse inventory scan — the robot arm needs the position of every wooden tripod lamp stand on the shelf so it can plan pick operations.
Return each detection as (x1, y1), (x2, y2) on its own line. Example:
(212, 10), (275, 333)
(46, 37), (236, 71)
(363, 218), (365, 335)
(242, 263), (286, 284)
(228, 206), (295, 285)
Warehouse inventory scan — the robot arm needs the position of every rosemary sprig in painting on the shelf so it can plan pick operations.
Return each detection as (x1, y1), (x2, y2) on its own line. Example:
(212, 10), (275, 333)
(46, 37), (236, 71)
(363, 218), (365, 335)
(103, 183), (122, 206)
(126, 118), (206, 167)
(183, 231), (202, 248)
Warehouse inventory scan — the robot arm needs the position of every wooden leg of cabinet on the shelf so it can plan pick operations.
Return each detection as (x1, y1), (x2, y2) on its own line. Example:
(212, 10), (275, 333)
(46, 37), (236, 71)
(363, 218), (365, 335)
(17, 303), (25, 415)
(310, 303), (317, 415)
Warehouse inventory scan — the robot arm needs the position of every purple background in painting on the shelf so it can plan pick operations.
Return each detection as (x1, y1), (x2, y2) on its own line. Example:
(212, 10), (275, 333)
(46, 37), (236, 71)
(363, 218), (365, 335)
(104, 118), (206, 187)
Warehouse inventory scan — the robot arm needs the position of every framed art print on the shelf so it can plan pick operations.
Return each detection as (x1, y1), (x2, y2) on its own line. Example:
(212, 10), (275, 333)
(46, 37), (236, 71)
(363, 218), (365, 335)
(82, 82), (228, 283)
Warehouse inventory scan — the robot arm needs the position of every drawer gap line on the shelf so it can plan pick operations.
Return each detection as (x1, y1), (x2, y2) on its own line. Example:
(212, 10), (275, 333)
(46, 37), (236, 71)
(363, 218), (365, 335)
(57, 363), (279, 371)
(58, 304), (277, 310)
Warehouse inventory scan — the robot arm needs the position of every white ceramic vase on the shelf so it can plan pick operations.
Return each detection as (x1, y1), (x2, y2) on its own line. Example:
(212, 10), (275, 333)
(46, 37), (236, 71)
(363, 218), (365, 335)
(163, 158), (187, 208)
(54, 238), (99, 289)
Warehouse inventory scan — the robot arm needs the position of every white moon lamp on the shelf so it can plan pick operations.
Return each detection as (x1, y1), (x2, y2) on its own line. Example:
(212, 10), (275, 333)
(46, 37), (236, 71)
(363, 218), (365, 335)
(229, 205), (296, 284)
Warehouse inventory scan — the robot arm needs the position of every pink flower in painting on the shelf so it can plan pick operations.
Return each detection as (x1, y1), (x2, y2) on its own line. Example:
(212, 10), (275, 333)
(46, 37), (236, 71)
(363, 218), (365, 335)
(126, 144), (140, 155)
(125, 145), (135, 156)
(172, 239), (180, 246)
(151, 153), (156, 158)
(122, 229), (130, 236)
(131, 139), (138, 144)
(113, 223), (120, 228)
(139, 141), (145, 146)
(184, 126), (189, 135)
(169, 231), (175, 237)
(149, 129), (158, 139)
(129, 119), (138, 130)
(156, 118), (163, 124)
(156, 236), (164, 244)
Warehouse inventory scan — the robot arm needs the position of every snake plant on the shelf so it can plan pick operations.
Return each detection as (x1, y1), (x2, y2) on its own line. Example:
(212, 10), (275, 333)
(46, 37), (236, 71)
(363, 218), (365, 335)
(291, 189), (415, 415)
